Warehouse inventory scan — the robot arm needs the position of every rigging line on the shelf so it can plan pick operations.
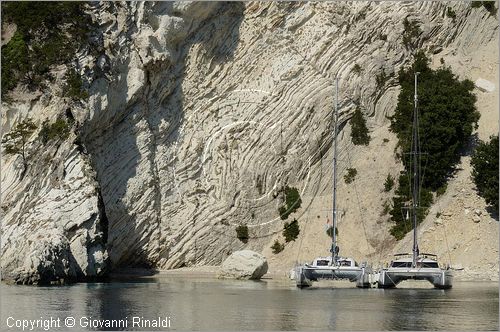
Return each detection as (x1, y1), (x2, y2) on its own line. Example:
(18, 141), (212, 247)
(436, 199), (453, 267)
(344, 142), (370, 249)
(294, 142), (318, 265)
(295, 197), (310, 265)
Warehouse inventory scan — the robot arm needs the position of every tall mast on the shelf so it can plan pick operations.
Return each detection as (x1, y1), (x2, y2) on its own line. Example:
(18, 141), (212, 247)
(332, 76), (339, 265)
(412, 72), (420, 268)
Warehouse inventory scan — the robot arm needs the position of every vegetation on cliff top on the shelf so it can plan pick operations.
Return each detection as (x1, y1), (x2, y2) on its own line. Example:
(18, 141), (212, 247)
(1, 2), (92, 98)
(388, 51), (479, 239)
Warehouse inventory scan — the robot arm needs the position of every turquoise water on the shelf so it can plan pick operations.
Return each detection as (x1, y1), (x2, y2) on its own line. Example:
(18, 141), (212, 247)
(1, 278), (498, 331)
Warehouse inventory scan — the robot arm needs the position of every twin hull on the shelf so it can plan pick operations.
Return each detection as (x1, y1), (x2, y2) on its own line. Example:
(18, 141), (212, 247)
(295, 265), (453, 289)
(377, 268), (453, 289)
(295, 265), (372, 288)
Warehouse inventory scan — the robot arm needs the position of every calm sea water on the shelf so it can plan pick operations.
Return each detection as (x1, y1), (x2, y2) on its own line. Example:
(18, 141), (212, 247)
(1, 277), (498, 331)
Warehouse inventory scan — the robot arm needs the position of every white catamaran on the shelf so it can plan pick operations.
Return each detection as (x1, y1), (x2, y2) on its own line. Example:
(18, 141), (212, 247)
(295, 77), (371, 288)
(377, 73), (453, 289)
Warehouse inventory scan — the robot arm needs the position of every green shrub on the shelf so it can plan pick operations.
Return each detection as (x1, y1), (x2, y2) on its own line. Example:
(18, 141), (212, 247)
(235, 225), (249, 242)
(471, 1), (483, 8)
(271, 240), (285, 254)
(38, 119), (71, 145)
(344, 168), (357, 184)
(471, 1), (496, 16)
(482, 1), (497, 16)
(1, 2), (93, 97)
(379, 33), (387, 41)
(63, 69), (88, 101)
(383, 138), (390, 143)
(471, 135), (499, 213)
(402, 17), (422, 49)
(278, 186), (302, 220)
(436, 184), (447, 197)
(352, 64), (362, 74)
(326, 226), (338, 238)
(446, 7), (456, 20)
(384, 173), (395, 192)
(381, 201), (391, 216)
(283, 219), (300, 242)
(350, 107), (370, 145)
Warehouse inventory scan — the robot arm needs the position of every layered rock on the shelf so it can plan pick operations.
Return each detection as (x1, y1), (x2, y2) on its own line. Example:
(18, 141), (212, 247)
(1, 2), (498, 283)
(1, 134), (108, 284)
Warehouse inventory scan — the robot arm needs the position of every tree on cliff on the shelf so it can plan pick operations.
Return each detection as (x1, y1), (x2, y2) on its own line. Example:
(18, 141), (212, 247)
(350, 107), (370, 146)
(1, 118), (37, 174)
(1, 2), (92, 97)
(471, 135), (499, 214)
(388, 51), (479, 239)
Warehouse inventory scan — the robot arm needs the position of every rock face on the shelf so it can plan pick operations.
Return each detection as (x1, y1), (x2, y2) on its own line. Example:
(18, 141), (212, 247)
(1, 2), (498, 283)
(219, 250), (268, 280)
(1, 140), (108, 284)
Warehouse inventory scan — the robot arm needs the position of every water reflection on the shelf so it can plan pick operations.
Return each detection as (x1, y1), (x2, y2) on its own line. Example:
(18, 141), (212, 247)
(1, 278), (498, 331)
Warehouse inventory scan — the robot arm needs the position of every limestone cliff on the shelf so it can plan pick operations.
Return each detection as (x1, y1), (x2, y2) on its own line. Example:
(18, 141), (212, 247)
(1, 1), (498, 284)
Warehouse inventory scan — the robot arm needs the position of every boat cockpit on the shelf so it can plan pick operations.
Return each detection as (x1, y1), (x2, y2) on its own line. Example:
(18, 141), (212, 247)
(311, 257), (359, 267)
(388, 253), (442, 269)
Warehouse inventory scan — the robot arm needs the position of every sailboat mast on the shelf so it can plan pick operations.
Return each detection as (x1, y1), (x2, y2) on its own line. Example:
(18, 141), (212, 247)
(412, 72), (420, 268)
(332, 76), (339, 265)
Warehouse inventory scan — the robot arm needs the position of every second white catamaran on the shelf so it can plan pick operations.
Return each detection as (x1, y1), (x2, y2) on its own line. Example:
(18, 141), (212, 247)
(294, 77), (371, 288)
(376, 72), (453, 289)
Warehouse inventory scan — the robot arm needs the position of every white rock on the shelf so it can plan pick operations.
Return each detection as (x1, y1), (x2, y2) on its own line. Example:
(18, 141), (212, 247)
(434, 218), (443, 225)
(472, 215), (481, 223)
(475, 78), (495, 92)
(2, 2), (499, 283)
(219, 250), (268, 280)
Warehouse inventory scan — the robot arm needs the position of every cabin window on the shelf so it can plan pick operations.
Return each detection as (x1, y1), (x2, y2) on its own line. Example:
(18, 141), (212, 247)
(316, 260), (330, 266)
(391, 261), (411, 268)
(340, 261), (351, 267)
(422, 262), (439, 268)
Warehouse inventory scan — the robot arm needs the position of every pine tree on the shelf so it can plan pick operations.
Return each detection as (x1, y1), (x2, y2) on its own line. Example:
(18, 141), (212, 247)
(471, 135), (499, 214)
(2, 118), (37, 172)
(350, 107), (370, 145)
(388, 51), (478, 239)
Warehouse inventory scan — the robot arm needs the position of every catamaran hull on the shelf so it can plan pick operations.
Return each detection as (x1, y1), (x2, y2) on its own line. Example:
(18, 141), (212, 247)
(377, 269), (453, 289)
(295, 266), (372, 288)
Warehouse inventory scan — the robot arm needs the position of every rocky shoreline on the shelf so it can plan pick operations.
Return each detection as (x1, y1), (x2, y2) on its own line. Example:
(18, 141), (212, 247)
(1, 2), (498, 286)
(3, 264), (497, 285)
